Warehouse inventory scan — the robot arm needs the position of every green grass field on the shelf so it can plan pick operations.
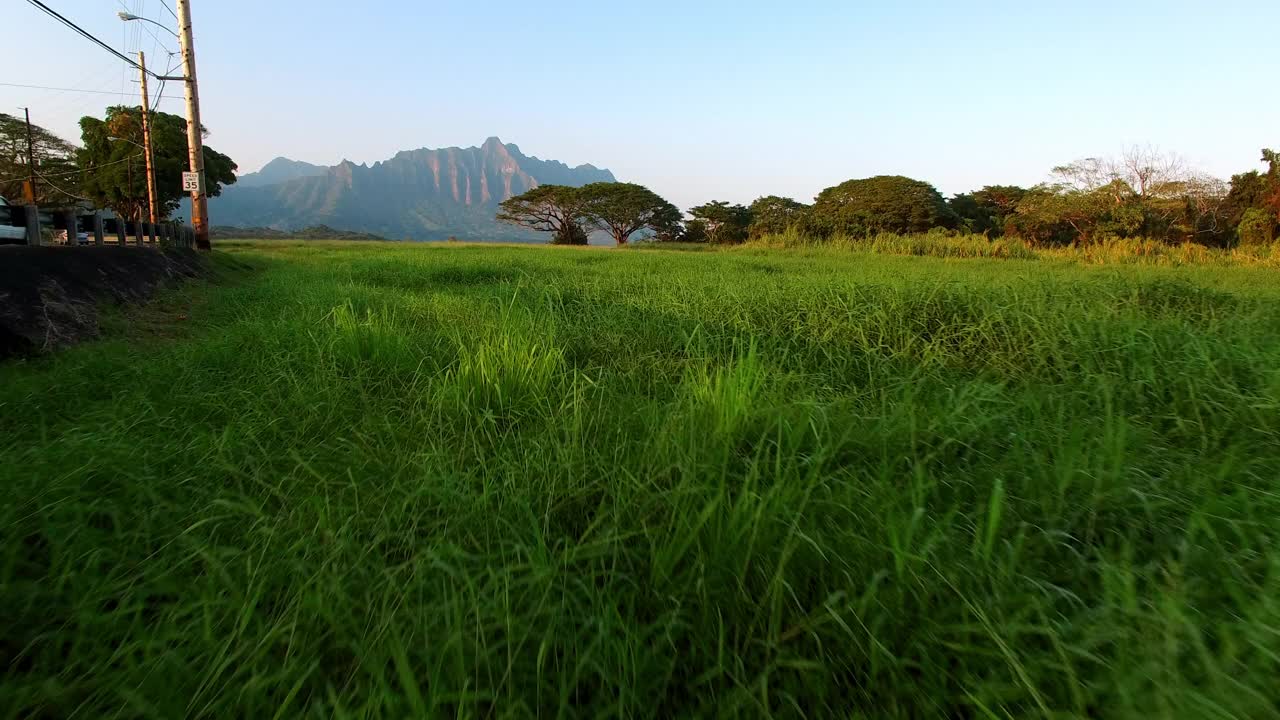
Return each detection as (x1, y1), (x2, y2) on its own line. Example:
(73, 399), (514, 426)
(3, 240), (1279, 718)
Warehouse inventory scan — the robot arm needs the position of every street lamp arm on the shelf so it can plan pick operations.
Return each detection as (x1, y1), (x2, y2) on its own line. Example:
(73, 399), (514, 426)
(108, 135), (147, 151)
(117, 12), (179, 38)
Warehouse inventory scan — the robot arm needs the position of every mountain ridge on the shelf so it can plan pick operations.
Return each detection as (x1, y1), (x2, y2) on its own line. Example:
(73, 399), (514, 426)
(203, 138), (615, 241)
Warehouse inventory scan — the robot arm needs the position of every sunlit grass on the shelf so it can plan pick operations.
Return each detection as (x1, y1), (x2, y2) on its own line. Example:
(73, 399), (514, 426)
(747, 229), (1280, 267)
(2, 239), (1278, 717)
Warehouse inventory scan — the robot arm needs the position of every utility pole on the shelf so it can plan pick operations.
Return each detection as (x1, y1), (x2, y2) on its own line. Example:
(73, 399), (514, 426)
(138, 51), (159, 226)
(175, 0), (209, 250)
(23, 108), (37, 204)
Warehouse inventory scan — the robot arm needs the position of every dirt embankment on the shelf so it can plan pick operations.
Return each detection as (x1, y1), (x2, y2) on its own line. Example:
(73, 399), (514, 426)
(0, 247), (206, 358)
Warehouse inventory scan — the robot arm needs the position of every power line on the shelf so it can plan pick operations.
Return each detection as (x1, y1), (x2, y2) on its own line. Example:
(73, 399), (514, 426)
(19, 66), (126, 127)
(116, 0), (177, 56)
(25, 0), (141, 70)
(0, 81), (182, 116)
(151, 54), (182, 113)
(158, 0), (179, 22)
(0, 154), (144, 185)
(150, 54), (173, 110)
(23, 0), (164, 80)
(120, 15), (128, 103)
(34, 170), (94, 203)
(144, 0), (161, 65)
(74, 154), (147, 176)
(1, 82), (142, 96)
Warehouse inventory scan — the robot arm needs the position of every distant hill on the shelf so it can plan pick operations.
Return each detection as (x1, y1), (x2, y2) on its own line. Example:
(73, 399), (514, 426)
(200, 138), (616, 241)
(234, 158), (328, 188)
(210, 225), (388, 241)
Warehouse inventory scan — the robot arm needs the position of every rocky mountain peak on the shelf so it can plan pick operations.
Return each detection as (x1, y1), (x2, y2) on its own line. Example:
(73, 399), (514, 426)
(202, 138), (617, 241)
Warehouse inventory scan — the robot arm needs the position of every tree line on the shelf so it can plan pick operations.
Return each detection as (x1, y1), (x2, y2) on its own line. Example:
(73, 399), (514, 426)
(500, 146), (1280, 248)
(0, 107), (236, 222)
(7, 107), (1273, 250)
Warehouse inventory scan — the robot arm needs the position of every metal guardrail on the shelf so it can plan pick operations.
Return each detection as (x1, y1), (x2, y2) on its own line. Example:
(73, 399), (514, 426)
(0, 202), (196, 248)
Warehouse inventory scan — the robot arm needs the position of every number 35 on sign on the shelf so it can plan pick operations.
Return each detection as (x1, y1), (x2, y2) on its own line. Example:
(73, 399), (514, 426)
(182, 172), (203, 193)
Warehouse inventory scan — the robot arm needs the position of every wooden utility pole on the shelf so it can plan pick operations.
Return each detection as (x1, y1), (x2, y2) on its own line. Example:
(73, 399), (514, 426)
(138, 51), (159, 226)
(22, 108), (37, 204)
(175, 0), (209, 250)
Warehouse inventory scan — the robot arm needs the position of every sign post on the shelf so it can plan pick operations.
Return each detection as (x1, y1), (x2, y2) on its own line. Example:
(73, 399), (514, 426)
(182, 172), (203, 194)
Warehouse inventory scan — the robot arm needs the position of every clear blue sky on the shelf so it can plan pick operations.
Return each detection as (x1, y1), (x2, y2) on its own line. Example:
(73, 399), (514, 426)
(7, 0), (1278, 210)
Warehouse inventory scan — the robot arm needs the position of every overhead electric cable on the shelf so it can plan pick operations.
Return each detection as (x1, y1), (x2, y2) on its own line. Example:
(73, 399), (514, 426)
(23, 0), (164, 79)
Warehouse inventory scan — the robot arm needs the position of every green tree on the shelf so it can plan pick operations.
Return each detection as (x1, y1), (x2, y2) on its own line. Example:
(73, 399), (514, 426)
(746, 195), (808, 239)
(688, 201), (752, 244)
(1169, 175), (1232, 246)
(950, 185), (1027, 236)
(1263, 148), (1280, 178)
(496, 185), (589, 244)
(680, 219), (709, 243)
(1045, 147), (1241, 244)
(1004, 185), (1113, 245)
(947, 193), (987, 234)
(1224, 170), (1267, 226)
(647, 215), (689, 243)
(1259, 148), (1280, 220)
(79, 106), (237, 222)
(1237, 208), (1275, 247)
(579, 182), (681, 245)
(1222, 149), (1280, 243)
(973, 186), (1028, 216)
(0, 112), (80, 205)
(810, 176), (956, 237)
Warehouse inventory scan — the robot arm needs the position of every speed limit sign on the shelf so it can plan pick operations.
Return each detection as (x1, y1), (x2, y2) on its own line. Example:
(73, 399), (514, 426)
(182, 172), (203, 193)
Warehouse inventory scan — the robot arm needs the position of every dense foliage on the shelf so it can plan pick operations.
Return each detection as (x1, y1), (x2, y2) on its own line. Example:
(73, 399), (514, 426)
(809, 175), (957, 236)
(499, 182), (681, 245)
(79, 106), (237, 222)
(496, 184), (589, 245)
(688, 200), (752, 244)
(579, 182), (682, 245)
(0, 112), (80, 205)
(746, 195), (809, 239)
(948, 185), (1027, 236)
(675, 147), (1280, 251)
(1238, 208), (1275, 246)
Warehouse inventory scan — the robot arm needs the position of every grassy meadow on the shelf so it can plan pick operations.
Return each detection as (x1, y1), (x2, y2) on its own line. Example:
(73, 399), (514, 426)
(3, 239), (1279, 718)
